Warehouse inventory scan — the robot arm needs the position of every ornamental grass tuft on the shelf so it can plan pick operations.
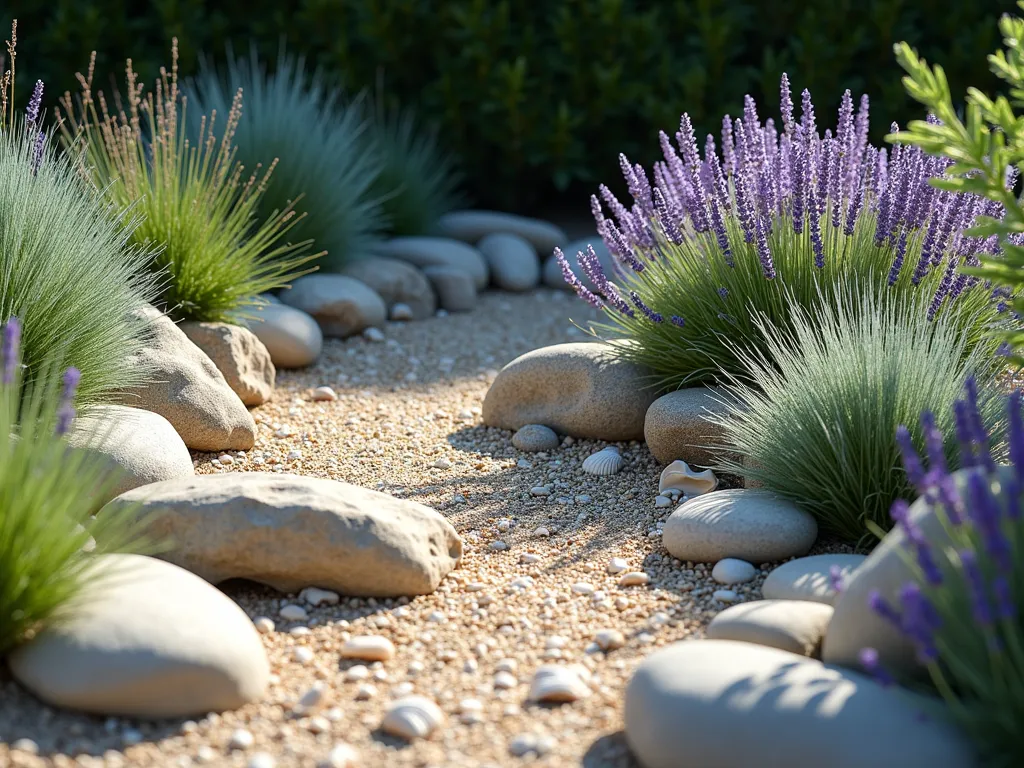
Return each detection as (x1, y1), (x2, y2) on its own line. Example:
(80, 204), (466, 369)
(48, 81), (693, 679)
(859, 382), (1024, 768)
(58, 40), (320, 324)
(558, 75), (1016, 390)
(710, 286), (1006, 545)
(1, 28), (158, 408)
(186, 47), (385, 270)
(0, 316), (159, 656)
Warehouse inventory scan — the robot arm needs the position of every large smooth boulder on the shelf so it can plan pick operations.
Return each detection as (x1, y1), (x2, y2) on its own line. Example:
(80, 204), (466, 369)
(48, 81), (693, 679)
(279, 275), (387, 338)
(543, 238), (619, 293)
(706, 600), (834, 657)
(113, 306), (256, 452)
(477, 233), (540, 292)
(181, 322), (275, 406)
(423, 266), (477, 312)
(243, 303), (323, 369)
(339, 256), (436, 320)
(821, 467), (999, 674)
(625, 640), (977, 768)
(644, 387), (733, 466)
(8, 555), (269, 718)
(66, 405), (194, 506)
(371, 237), (489, 290)
(762, 554), (868, 606)
(662, 489), (818, 564)
(437, 210), (568, 254)
(102, 473), (464, 597)
(482, 342), (657, 441)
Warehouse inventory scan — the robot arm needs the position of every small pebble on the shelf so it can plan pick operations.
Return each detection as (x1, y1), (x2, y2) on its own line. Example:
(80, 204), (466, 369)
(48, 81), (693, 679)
(713, 589), (740, 603)
(218, 454), (234, 465)
(494, 671), (518, 689)
(340, 635), (396, 662)
(654, 495), (672, 508)
(300, 587), (341, 606)
(363, 327), (385, 342)
(711, 558), (757, 585)
(594, 629), (626, 651)
(253, 616), (275, 634)
(571, 582), (595, 594)
(432, 457), (452, 469)
(489, 540), (509, 551)
(12, 739), (39, 754)
(509, 734), (538, 757)
(512, 424), (560, 452)
(530, 486), (550, 497)
(229, 728), (255, 750)
(279, 604), (309, 622)
(534, 526), (551, 536)
(294, 646), (315, 664)
(618, 572), (650, 587)
(345, 665), (370, 681)
(606, 557), (628, 575)
(311, 386), (337, 402)
(390, 303), (414, 321)
(294, 682), (327, 714)
(319, 743), (359, 768)
(248, 753), (275, 768)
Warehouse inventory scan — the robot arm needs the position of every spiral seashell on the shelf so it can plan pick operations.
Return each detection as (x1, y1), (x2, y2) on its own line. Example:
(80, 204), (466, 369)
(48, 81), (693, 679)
(582, 446), (624, 476)
(528, 664), (591, 702)
(381, 695), (445, 741)
(658, 459), (718, 497)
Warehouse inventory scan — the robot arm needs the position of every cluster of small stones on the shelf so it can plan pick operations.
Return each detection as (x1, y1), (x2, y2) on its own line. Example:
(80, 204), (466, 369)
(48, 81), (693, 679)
(0, 291), (844, 767)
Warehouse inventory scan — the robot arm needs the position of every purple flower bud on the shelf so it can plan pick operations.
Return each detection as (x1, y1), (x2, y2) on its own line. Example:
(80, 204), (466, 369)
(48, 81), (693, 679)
(891, 499), (943, 586)
(858, 647), (895, 687)
(780, 73), (795, 135)
(959, 549), (994, 628)
(898, 582), (940, 663)
(720, 115), (736, 177)
(31, 131), (45, 176)
(756, 215), (775, 279)
(965, 470), (1013, 574)
(670, 315), (685, 328)
(828, 565), (845, 594)
(630, 291), (663, 324)
(55, 366), (81, 436)
(554, 248), (603, 310)
(2, 317), (21, 385)
(26, 79), (44, 127)
(868, 589), (903, 629)
(993, 575), (1015, 621)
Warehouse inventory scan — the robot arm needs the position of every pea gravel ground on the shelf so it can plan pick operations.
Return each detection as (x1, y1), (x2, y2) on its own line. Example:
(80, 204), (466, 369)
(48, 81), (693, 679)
(0, 290), (848, 768)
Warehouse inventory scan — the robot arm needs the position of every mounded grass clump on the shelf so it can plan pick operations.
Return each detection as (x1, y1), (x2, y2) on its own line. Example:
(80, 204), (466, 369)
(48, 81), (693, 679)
(710, 287), (1006, 545)
(58, 41), (320, 324)
(187, 48), (385, 270)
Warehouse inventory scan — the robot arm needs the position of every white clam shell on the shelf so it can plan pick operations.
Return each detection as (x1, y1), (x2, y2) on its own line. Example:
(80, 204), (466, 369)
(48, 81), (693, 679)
(381, 695), (445, 741)
(582, 446), (624, 476)
(528, 664), (591, 702)
(658, 459), (718, 496)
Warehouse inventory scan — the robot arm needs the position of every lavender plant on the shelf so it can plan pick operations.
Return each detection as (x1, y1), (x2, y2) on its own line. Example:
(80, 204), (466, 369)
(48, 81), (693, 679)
(858, 382), (1024, 767)
(557, 75), (1014, 389)
(0, 317), (158, 655)
(58, 41), (320, 323)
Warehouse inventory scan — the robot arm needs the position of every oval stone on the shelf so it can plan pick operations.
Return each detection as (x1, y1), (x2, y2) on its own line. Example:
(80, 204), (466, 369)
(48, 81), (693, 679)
(644, 387), (734, 466)
(437, 210), (568, 254)
(706, 600), (834, 657)
(279, 275), (387, 339)
(371, 236), (489, 290)
(243, 303), (323, 369)
(762, 554), (867, 605)
(478, 232), (540, 292)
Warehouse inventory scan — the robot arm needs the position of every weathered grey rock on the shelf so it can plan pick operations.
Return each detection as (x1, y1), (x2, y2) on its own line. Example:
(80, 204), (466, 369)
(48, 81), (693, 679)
(181, 322), (275, 406)
(339, 256), (436, 320)
(482, 342), (657, 441)
(543, 238), (619, 293)
(371, 237), (488, 290)
(423, 266), (477, 312)
(625, 640), (977, 768)
(114, 306), (256, 452)
(822, 467), (1003, 674)
(438, 210), (568, 254)
(242, 303), (322, 369)
(66, 405), (194, 506)
(511, 424), (560, 452)
(662, 489), (818, 564)
(706, 600), (834, 657)
(763, 554), (868, 606)
(644, 387), (734, 466)
(102, 473), (464, 597)
(279, 275), (387, 339)
(477, 233), (540, 292)
(8, 554), (269, 718)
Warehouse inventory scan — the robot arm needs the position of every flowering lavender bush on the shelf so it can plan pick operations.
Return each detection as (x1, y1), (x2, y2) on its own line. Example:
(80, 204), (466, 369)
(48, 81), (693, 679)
(0, 317), (157, 655)
(557, 75), (1014, 389)
(710, 287), (1005, 544)
(858, 382), (1024, 767)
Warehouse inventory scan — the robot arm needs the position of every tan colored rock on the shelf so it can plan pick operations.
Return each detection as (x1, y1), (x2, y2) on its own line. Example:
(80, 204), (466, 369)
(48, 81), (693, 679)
(423, 266), (477, 312)
(483, 342), (657, 441)
(644, 387), (734, 467)
(8, 555), (269, 718)
(102, 473), (464, 597)
(279, 275), (387, 338)
(706, 600), (834, 657)
(181, 322), (275, 406)
(66, 405), (194, 507)
(113, 306), (256, 452)
(339, 256), (436, 320)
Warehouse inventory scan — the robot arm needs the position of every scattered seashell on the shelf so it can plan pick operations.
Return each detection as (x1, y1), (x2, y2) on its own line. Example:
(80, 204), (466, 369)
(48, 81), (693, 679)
(658, 460), (718, 496)
(380, 695), (445, 741)
(528, 665), (590, 703)
(582, 446), (625, 476)
(340, 636), (395, 662)
(494, 671), (519, 689)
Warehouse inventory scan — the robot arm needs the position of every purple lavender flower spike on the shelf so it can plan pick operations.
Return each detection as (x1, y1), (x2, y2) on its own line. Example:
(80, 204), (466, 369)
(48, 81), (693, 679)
(780, 74), (795, 136)
(709, 198), (733, 265)
(868, 589), (903, 629)
(963, 377), (995, 472)
(993, 576), (1015, 621)
(734, 164), (757, 245)
(2, 317), (21, 385)
(953, 399), (979, 467)
(755, 216), (776, 279)
(898, 583), (941, 663)
(958, 549), (994, 629)
(800, 88), (816, 139)
(630, 291), (663, 323)
(965, 471), (1013, 574)
(891, 499), (943, 586)
(670, 315), (685, 328)
(887, 229), (910, 286)
(720, 115), (735, 177)
(919, 411), (947, 477)
(828, 565), (845, 594)
(620, 154), (653, 216)
(554, 248), (603, 310)
(653, 188), (683, 245)
(791, 142), (806, 235)
(31, 131), (45, 176)
(55, 366), (81, 436)
(808, 176), (825, 268)
(858, 648), (895, 687)
(26, 79), (44, 127)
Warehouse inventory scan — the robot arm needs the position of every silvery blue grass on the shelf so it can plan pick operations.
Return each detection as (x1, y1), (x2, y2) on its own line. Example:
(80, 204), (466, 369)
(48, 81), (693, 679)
(557, 75), (1016, 388)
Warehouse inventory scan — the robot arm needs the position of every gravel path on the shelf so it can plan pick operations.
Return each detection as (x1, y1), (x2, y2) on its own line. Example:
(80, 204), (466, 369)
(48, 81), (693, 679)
(2, 290), (799, 768)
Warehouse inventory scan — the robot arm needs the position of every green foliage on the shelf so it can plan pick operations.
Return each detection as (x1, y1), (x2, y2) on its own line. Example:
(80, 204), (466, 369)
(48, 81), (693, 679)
(0, 320), (158, 656)
(891, 2), (1024, 366)
(186, 49), (384, 270)
(58, 43), (320, 323)
(363, 92), (466, 237)
(709, 287), (1006, 545)
(2, 0), (1009, 212)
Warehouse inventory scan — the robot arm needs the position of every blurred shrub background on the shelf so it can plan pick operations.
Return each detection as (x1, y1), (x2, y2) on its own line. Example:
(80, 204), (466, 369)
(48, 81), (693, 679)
(5, 0), (1005, 213)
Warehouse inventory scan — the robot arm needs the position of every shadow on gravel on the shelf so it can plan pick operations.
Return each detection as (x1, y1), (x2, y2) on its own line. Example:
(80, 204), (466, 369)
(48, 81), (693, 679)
(582, 731), (641, 767)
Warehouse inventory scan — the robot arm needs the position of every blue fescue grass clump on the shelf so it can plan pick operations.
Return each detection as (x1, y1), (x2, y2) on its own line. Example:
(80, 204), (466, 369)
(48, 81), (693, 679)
(858, 383), (1024, 767)
(0, 317), (158, 655)
(186, 48), (385, 270)
(557, 75), (1015, 390)
(709, 287), (1006, 545)
(362, 92), (465, 237)
(58, 41), (320, 323)
(1, 35), (158, 408)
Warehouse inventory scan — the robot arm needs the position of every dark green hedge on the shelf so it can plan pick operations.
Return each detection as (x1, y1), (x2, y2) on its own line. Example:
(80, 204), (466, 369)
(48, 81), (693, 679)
(3, 0), (1007, 212)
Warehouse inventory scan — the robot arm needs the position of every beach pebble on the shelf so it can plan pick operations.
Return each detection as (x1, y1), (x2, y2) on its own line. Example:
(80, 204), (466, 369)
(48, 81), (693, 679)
(380, 695), (445, 741)
(311, 386), (337, 402)
(711, 559), (756, 585)
(706, 600), (834, 657)
(319, 743), (359, 768)
(341, 636), (396, 662)
(300, 587), (341, 606)
(511, 424), (560, 452)
(618, 572), (649, 587)
(762, 554), (867, 605)
(279, 604), (309, 622)
(594, 629), (626, 651)
(528, 665), (590, 703)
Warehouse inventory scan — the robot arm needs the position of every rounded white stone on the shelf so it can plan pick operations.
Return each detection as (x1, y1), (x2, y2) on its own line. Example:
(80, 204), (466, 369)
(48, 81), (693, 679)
(340, 636), (396, 662)
(711, 558), (757, 585)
